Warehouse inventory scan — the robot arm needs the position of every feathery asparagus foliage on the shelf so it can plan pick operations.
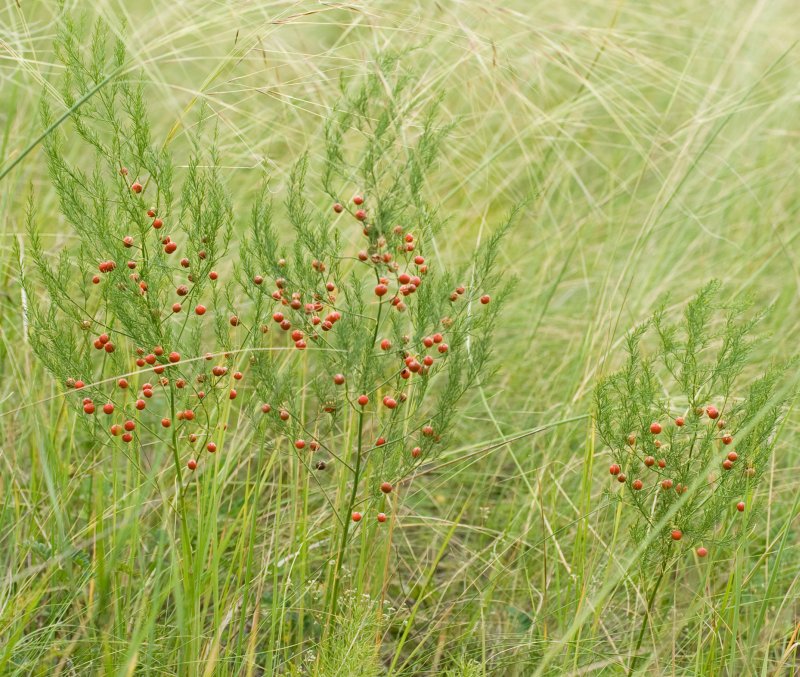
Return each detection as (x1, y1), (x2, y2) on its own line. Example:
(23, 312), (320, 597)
(594, 280), (794, 673)
(20, 14), (516, 672)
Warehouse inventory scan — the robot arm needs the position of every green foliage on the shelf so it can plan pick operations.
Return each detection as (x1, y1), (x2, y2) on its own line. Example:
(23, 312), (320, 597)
(316, 592), (384, 676)
(19, 14), (515, 674)
(595, 281), (794, 568)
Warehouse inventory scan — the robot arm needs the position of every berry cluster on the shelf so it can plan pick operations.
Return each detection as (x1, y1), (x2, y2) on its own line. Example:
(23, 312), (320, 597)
(595, 282), (791, 567)
(608, 406), (751, 557)
(26, 34), (516, 637)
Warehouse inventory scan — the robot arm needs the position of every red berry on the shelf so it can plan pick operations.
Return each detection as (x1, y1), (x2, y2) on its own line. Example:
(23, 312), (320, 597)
(83, 402), (95, 414)
(722, 434), (733, 445)
(609, 464), (620, 476)
(353, 195), (364, 205)
(295, 439), (306, 450)
(207, 442), (217, 453)
(333, 203), (343, 213)
(722, 459), (733, 470)
(169, 351), (180, 363)
(152, 218), (163, 229)
(233, 371), (243, 380)
(261, 403), (272, 414)
(279, 409), (289, 421)
(351, 512), (362, 522)
(671, 530), (682, 541)
(480, 295), (491, 305)
(727, 451), (738, 462)
(104, 342), (115, 353)
(380, 482), (392, 494)
(657, 459), (666, 468)
(374, 284), (388, 297)
(357, 395), (369, 406)
(229, 389), (237, 399)
(375, 437), (386, 446)
(131, 182), (143, 193)
(661, 479), (673, 490)
(272, 312), (284, 323)
(195, 305), (206, 316)
(209, 271), (218, 280)
(411, 447), (421, 458)
(122, 433), (133, 443)
(650, 422), (662, 434)
(736, 501), (745, 512)
(616, 473), (626, 483)
(675, 416), (685, 427)
(380, 339), (392, 350)
(706, 406), (719, 420)
(117, 378), (128, 389)
(333, 373), (345, 385)
(696, 547), (708, 557)
(377, 513), (387, 523)
(644, 456), (655, 467)
(187, 459), (197, 470)
(355, 210), (367, 221)
(161, 418), (171, 428)
(164, 242), (177, 254)
(92, 275), (100, 284)
(103, 403), (114, 415)
(383, 396), (397, 409)
(632, 479), (643, 490)
(110, 424), (122, 436)
(172, 303), (182, 313)
(437, 343), (448, 354)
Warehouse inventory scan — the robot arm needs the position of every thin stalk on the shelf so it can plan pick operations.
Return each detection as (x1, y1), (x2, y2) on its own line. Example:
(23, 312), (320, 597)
(327, 294), (383, 625)
(628, 565), (667, 676)
(168, 385), (194, 672)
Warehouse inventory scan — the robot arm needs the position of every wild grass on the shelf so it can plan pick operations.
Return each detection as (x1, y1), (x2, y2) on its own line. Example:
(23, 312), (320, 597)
(1, 1), (799, 675)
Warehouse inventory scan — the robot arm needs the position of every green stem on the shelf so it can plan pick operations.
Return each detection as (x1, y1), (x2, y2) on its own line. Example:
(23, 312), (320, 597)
(168, 386), (194, 671)
(327, 291), (383, 626)
(629, 565), (667, 676)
